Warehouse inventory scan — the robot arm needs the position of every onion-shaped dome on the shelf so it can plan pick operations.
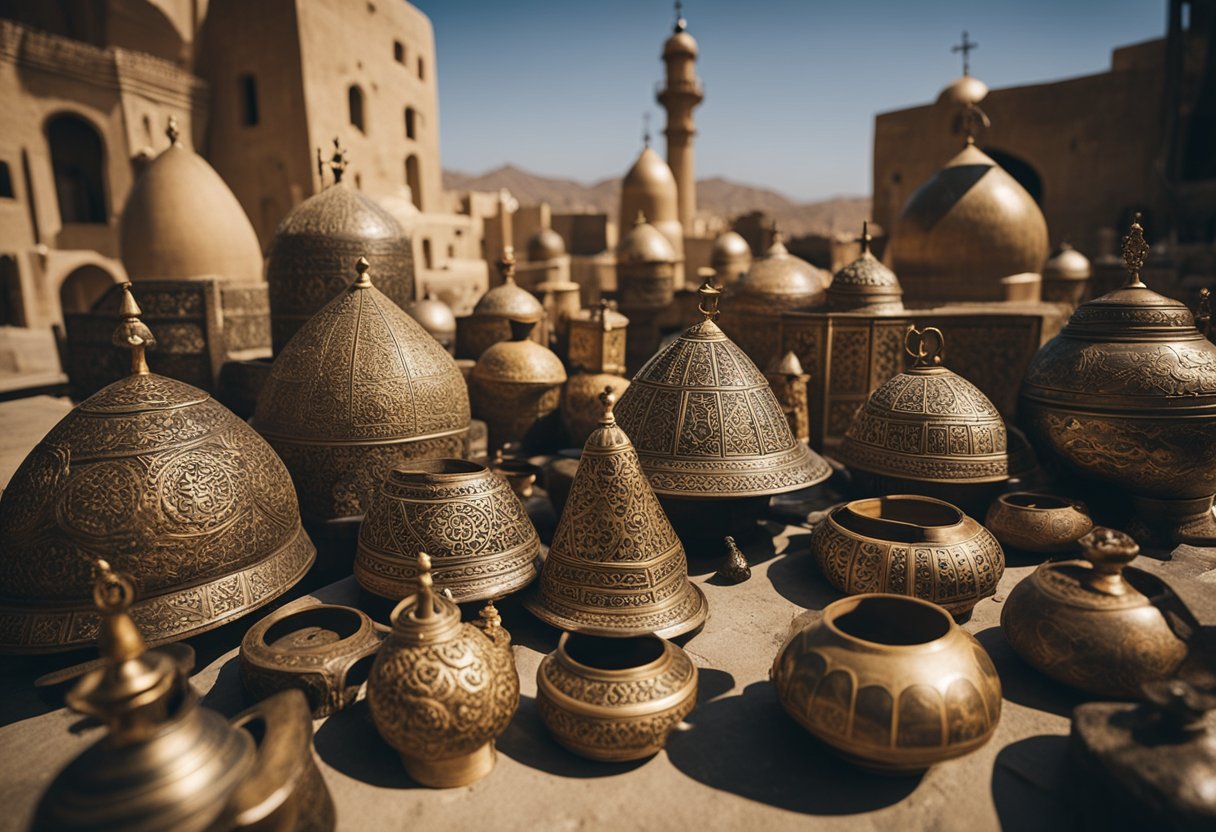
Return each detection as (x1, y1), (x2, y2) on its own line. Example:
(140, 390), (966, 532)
(1042, 243), (1092, 282)
(618, 212), (676, 265)
(937, 75), (989, 107)
(827, 222), (904, 312)
(526, 228), (566, 262)
(614, 282), (832, 498)
(664, 17), (698, 58)
(712, 230), (750, 263)
(405, 290), (457, 352)
(526, 388), (707, 637)
(620, 147), (679, 229)
(890, 141), (1048, 303)
(0, 286), (314, 653)
(266, 142), (414, 354)
(473, 248), (545, 323)
(731, 230), (830, 312)
(839, 326), (1009, 511)
(119, 118), (262, 285)
(253, 258), (470, 522)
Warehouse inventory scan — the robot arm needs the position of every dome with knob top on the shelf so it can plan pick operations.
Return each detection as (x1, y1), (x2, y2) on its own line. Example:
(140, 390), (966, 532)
(731, 233), (830, 312)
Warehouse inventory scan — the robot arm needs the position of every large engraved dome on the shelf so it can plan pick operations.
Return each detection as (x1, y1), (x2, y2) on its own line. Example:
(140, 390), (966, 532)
(254, 259), (469, 521)
(0, 288), (314, 653)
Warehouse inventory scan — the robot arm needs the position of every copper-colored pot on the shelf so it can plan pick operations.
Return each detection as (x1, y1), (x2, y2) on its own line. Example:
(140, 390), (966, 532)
(984, 492), (1092, 554)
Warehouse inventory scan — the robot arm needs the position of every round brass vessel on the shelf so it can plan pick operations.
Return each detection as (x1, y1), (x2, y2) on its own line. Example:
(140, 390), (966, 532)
(355, 459), (540, 603)
(537, 632), (698, 762)
(729, 230), (830, 312)
(405, 290), (457, 354)
(812, 495), (1004, 616)
(984, 492), (1093, 553)
(460, 247), (546, 358)
(772, 593), (1002, 773)
(1000, 527), (1188, 698)
(471, 319), (567, 454)
(826, 222), (904, 313)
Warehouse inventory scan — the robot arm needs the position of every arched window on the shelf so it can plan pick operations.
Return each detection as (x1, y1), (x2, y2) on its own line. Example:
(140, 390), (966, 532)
(59, 264), (115, 315)
(417, 56), (425, 80)
(405, 154), (421, 210)
(0, 255), (22, 326)
(348, 85), (366, 133)
(46, 114), (107, 224)
(422, 238), (433, 269)
(393, 41), (405, 64)
(405, 107), (416, 140)
(0, 161), (13, 198)
(240, 75), (260, 126)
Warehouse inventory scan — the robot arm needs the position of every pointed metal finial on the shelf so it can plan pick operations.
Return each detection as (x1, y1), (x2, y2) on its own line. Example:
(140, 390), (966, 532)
(643, 112), (652, 148)
(112, 283), (156, 375)
(697, 279), (721, 321)
(674, 0), (687, 32)
(598, 385), (617, 426)
(953, 30), (978, 76)
(414, 551), (436, 619)
(353, 256), (373, 288)
(905, 325), (946, 368)
(165, 116), (181, 147)
(1121, 214), (1149, 288)
(477, 599), (502, 633)
(497, 246), (517, 284)
(327, 137), (348, 185)
(857, 221), (872, 255)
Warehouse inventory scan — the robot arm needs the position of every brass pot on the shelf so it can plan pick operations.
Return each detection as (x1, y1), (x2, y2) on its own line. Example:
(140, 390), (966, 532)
(355, 459), (540, 603)
(1000, 527), (1188, 698)
(367, 555), (520, 787)
(470, 319), (567, 454)
(812, 495), (1004, 617)
(984, 492), (1093, 554)
(536, 632), (697, 762)
(1019, 219), (1216, 546)
(772, 593), (1002, 773)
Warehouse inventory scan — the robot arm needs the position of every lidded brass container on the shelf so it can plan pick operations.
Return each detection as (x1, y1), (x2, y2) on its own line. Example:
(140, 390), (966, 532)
(536, 632), (698, 761)
(1019, 218), (1216, 546)
(0, 286), (314, 653)
(826, 222), (904, 313)
(1000, 527), (1188, 698)
(772, 593), (1002, 773)
(459, 247), (546, 359)
(368, 554), (520, 787)
(404, 289), (457, 354)
(729, 230), (830, 313)
(614, 282), (832, 499)
(355, 458), (540, 603)
(838, 326), (1009, 513)
(562, 300), (632, 445)
(267, 141), (414, 354)
(812, 495), (1004, 617)
(617, 212), (677, 311)
(254, 258), (470, 523)
(526, 388), (707, 638)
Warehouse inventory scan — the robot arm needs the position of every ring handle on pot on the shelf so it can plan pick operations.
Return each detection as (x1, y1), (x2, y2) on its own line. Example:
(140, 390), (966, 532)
(904, 326), (945, 367)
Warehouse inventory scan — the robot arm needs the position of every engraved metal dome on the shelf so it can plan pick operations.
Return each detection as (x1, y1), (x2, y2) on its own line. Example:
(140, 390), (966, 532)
(614, 282), (833, 498)
(827, 222), (904, 312)
(254, 259), (470, 522)
(266, 140), (415, 354)
(526, 388), (707, 637)
(618, 213), (676, 265)
(527, 228), (566, 262)
(731, 231), (830, 312)
(0, 286), (314, 653)
(1042, 243), (1092, 282)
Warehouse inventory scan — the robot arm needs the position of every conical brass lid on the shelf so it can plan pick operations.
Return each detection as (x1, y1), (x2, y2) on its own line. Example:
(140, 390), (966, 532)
(615, 282), (832, 498)
(526, 388), (707, 637)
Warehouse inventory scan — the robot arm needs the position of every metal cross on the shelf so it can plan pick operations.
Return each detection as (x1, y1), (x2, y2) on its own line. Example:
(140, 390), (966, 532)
(953, 31), (978, 76)
(643, 112), (651, 148)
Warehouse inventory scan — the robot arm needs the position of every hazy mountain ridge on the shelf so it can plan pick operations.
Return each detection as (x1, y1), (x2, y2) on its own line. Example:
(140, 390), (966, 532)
(443, 165), (871, 237)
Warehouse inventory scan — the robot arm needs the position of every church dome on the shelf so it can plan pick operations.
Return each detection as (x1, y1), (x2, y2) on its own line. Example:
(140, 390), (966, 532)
(731, 233), (830, 311)
(119, 121), (262, 285)
(937, 75), (989, 107)
(527, 228), (566, 262)
(889, 143), (1049, 303)
(618, 214), (676, 264)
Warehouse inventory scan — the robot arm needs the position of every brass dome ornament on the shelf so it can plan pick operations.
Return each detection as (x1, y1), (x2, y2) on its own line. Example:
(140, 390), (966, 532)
(710, 230), (752, 287)
(33, 563), (334, 832)
(367, 553), (520, 788)
(729, 228), (830, 312)
(526, 387), (708, 638)
(253, 257), (470, 523)
(460, 246), (547, 358)
(838, 326), (1010, 514)
(1019, 216), (1216, 547)
(0, 285), (314, 653)
(614, 280), (832, 499)
(266, 138), (415, 354)
(404, 288), (458, 354)
(1041, 242), (1092, 307)
(826, 221), (904, 313)
(772, 593), (1002, 774)
(355, 458), (540, 603)
(1000, 527), (1189, 698)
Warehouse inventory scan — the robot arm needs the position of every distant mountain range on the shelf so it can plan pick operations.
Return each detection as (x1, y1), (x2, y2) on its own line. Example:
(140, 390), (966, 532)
(443, 165), (872, 238)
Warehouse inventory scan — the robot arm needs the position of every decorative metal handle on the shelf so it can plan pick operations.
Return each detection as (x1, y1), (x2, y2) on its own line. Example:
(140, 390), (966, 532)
(903, 326), (945, 367)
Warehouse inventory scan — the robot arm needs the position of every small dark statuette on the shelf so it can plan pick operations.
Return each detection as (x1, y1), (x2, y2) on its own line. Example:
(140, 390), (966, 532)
(715, 536), (751, 584)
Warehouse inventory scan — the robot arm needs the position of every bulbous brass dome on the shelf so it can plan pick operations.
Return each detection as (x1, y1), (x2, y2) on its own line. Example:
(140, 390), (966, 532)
(621, 147), (679, 228)
(527, 228), (566, 262)
(254, 259), (469, 522)
(1042, 243), (1091, 282)
(937, 75), (989, 107)
(405, 290), (457, 352)
(731, 233), (830, 312)
(473, 270), (545, 323)
(618, 214), (676, 264)
(827, 223), (903, 312)
(471, 319), (568, 452)
(0, 287), (314, 653)
(712, 230), (750, 261)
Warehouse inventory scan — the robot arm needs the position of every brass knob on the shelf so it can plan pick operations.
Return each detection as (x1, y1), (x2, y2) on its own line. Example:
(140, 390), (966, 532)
(1078, 526), (1138, 596)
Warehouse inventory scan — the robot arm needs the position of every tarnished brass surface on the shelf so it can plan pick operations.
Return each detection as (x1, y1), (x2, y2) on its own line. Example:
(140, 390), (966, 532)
(710, 230), (751, 287)
(1001, 527), (1189, 698)
(614, 282), (832, 498)
(254, 258), (470, 522)
(715, 535), (751, 584)
(772, 593), (1002, 773)
(0, 286), (314, 653)
(368, 554), (520, 787)
(526, 388), (707, 638)
(1041, 243), (1091, 307)
(826, 222), (904, 313)
(617, 213), (677, 311)
(471, 317), (567, 454)
(355, 459), (540, 603)
(812, 495), (1005, 616)
(240, 599), (387, 718)
(567, 300), (629, 375)
(404, 290), (457, 354)
(765, 350), (811, 445)
(729, 230), (829, 313)
(562, 372), (631, 447)
(536, 632), (698, 762)
(267, 140), (414, 354)
(459, 248), (546, 359)
(839, 326), (1009, 512)
(1019, 219), (1216, 546)
(984, 492), (1093, 554)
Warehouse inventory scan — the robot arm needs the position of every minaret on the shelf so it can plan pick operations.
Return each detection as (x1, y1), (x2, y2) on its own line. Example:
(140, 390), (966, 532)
(656, 0), (703, 233)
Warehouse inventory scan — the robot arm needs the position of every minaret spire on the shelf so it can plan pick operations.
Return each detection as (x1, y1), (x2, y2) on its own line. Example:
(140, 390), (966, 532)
(657, 0), (703, 232)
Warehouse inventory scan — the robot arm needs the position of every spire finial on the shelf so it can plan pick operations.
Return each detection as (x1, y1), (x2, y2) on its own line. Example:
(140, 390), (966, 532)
(857, 220), (872, 256)
(327, 137), (348, 185)
(953, 30), (978, 76)
(634, 209), (648, 227)
(643, 112), (652, 148)
(353, 256), (373, 288)
(414, 551), (437, 619)
(674, 0), (686, 32)
(112, 283), (155, 375)
(497, 246), (517, 284)
(1121, 214), (1149, 288)
(165, 116), (180, 147)
(598, 385), (617, 426)
(697, 279), (721, 321)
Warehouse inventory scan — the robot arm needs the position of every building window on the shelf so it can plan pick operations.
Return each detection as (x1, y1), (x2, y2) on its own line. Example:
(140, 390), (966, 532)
(349, 85), (366, 133)
(422, 238), (433, 269)
(405, 154), (421, 209)
(447, 243), (455, 258)
(59, 264), (115, 315)
(394, 40), (405, 64)
(239, 74), (259, 126)
(46, 114), (107, 224)
(405, 107), (416, 139)
(0, 161), (14, 198)
(417, 56), (425, 80)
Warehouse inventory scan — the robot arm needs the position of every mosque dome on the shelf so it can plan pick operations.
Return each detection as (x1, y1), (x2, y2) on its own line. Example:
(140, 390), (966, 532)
(937, 75), (989, 107)
(620, 146), (679, 229)
(731, 233), (830, 311)
(473, 261), (545, 323)
(664, 19), (698, 58)
(1042, 243), (1092, 282)
(527, 228), (566, 262)
(890, 143), (1049, 303)
(827, 223), (904, 313)
(404, 290), (457, 352)
(618, 214), (676, 265)
(712, 231), (750, 262)
(119, 120), (262, 285)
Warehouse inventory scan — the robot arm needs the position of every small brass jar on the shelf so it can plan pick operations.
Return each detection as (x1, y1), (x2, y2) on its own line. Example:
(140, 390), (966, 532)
(537, 632), (697, 762)
(772, 593), (1002, 774)
(984, 492), (1093, 554)
(367, 553), (520, 787)
(1000, 527), (1188, 698)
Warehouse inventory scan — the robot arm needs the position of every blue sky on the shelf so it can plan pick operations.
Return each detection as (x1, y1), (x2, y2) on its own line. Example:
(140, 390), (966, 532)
(416, 0), (1166, 202)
